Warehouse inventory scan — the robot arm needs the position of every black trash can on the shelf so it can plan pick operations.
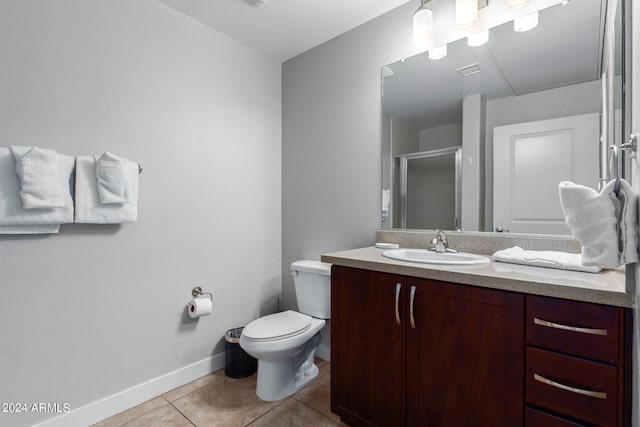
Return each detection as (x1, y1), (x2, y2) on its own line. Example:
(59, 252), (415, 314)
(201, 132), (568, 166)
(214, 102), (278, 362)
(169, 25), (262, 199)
(224, 327), (257, 378)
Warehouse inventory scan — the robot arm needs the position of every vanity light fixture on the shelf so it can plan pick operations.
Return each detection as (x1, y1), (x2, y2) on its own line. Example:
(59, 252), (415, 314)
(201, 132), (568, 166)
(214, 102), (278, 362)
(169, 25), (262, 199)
(429, 44), (448, 60)
(455, 0), (478, 28)
(467, 29), (489, 46)
(505, 0), (529, 9)
(513, 11), (539, 32)
(413, 0), (434, 44)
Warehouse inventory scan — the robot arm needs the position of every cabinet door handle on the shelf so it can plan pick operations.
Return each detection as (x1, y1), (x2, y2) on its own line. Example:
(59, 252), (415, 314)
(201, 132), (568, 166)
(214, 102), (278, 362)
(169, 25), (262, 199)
(395, 283), (401, 325)
(409, 286), (416, 329)
(533, 373), (607, 400)
(533, 317), (608, 336)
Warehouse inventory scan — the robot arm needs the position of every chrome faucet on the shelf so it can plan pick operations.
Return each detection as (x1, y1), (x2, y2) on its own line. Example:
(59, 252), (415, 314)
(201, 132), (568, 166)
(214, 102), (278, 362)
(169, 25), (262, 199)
(430, 230), (457, 253)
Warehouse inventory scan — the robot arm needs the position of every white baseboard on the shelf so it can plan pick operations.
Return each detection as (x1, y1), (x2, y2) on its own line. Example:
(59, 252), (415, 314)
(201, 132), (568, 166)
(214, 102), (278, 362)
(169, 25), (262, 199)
(35, 353), (225, 427)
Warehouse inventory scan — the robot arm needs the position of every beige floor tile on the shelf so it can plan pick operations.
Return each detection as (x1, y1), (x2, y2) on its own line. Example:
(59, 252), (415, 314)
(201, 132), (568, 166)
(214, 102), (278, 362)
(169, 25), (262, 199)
(120, 404), (193, 427)
(164, 370), (225, 402)
(172, 374), (279, 427)
(248, 399), (340, 427)
(294, 360), (341, 422)
(91, 397), (169, 427)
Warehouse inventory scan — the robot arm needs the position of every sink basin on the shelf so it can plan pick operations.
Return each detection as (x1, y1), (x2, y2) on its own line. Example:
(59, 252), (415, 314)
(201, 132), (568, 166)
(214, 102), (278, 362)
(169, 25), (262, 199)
(382, 248), (490, 266)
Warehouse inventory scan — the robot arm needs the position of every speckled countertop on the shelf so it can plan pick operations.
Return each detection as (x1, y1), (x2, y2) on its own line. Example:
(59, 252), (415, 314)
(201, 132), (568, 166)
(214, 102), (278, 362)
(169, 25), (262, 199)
(321, 246), (633, 308)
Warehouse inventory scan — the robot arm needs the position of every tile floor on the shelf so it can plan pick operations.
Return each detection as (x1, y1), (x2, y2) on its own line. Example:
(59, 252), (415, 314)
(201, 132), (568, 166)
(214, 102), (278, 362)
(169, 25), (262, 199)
(92, 360), (347, 427)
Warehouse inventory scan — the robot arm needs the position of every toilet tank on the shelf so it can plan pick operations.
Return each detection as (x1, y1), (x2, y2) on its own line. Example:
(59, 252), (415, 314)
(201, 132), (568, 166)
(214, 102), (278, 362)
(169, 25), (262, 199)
(291, 260), (332, 319)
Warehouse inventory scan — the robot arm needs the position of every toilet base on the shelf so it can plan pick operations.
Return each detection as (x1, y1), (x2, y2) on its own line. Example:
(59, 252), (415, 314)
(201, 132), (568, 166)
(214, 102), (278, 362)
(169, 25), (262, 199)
(255, 332), (321, 401)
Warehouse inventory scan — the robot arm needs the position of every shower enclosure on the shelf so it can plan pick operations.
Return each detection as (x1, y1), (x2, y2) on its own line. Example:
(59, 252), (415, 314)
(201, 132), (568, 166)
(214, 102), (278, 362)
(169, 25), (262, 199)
(393, 147), (462, 230)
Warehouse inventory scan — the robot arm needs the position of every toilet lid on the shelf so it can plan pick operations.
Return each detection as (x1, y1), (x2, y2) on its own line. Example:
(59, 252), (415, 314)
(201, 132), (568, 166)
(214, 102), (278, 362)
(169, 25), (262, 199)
(242, 310), (312, 341)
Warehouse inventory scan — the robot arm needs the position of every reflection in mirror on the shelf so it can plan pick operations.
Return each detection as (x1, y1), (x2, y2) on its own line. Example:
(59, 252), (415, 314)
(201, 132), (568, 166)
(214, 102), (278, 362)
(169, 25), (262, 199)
(381, 0), (624, 235)
(394, 147), (462, 229)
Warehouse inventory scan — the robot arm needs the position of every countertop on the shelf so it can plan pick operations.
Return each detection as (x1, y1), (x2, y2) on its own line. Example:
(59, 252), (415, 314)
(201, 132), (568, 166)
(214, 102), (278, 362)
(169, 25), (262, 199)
(321, 246), (633, 308)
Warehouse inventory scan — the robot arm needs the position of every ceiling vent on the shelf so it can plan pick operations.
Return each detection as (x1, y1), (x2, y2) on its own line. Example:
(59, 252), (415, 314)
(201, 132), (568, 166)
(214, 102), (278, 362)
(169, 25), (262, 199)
(245, 0), (272, 7)
(456, 62), (482, 77)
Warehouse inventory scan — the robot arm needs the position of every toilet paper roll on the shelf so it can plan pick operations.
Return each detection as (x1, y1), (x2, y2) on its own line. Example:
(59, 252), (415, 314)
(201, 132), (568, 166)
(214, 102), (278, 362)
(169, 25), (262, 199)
(188, 296), (212, 318)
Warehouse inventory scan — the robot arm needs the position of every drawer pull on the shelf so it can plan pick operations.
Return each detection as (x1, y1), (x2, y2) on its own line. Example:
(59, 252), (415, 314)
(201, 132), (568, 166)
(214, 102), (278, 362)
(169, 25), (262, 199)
(533, 373), (607, 400)
(409, 286), (416, 329)
(533, 317), (608, 336)
(395, 283), (401, 325)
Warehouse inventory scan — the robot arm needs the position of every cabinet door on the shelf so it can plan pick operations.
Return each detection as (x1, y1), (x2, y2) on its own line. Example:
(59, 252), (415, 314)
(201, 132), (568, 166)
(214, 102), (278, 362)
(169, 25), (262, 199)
(406, 279), (524, 427)
(331, 266), (407, 427)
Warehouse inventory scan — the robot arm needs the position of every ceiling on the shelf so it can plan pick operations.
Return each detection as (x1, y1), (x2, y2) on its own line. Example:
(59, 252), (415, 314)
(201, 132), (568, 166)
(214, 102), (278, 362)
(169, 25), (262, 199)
(156, 0), (413, 62)
(382, 0), (605, 130)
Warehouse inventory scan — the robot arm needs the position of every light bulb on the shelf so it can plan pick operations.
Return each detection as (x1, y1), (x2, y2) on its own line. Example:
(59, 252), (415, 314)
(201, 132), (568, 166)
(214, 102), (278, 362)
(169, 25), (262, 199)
(514, 11), (539, 32)
(467, 29), (489, 47)
(429, 44), (447, 60)
(455, 0), (478, 29)
(413, 5), (433, 44)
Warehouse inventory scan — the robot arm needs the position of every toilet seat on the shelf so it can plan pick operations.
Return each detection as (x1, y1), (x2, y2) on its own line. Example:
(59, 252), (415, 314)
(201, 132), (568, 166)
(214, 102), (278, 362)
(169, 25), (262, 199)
(242, 310), (311, 342)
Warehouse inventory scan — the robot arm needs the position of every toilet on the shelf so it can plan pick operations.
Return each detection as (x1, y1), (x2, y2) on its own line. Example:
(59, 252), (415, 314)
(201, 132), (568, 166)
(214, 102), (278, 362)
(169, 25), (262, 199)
(239, 260), (331, 401)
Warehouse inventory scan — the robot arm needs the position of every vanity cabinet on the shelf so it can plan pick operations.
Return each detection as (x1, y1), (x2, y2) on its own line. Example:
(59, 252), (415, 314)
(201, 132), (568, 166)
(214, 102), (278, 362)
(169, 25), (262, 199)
(331, 266), (524, 427)
(524, 295), (632, 427)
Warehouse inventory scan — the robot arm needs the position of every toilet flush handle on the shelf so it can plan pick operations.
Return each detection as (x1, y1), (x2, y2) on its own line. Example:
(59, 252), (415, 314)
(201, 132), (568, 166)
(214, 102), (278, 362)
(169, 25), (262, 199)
(290, 270), (298, 277)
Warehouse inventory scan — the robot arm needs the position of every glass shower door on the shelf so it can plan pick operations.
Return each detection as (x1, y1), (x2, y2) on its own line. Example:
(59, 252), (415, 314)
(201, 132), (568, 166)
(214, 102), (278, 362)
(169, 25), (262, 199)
(393, 147), (461, 230)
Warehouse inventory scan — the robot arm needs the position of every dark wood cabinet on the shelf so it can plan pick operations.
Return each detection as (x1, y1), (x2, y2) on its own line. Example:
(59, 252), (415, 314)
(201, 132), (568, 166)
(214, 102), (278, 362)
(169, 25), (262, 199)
(406, 277), (524, 426)
(331, 266), (406, 427)
(524, 295), (632, 427)
(331, 266), (524, 427)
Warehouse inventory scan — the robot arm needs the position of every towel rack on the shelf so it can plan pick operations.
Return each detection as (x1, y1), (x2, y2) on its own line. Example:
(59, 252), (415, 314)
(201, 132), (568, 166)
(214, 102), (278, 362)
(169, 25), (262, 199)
(608, 134), (638, 193)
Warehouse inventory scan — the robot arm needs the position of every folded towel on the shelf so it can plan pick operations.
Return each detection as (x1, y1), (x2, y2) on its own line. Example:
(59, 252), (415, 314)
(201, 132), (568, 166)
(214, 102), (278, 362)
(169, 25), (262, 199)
(11, 146), (65, 209)
(75, 155), (138, 224)
(0, 147), (74, 233)
(0, 224), (60, 234)
(95, 152), (130, 204)
(559, 180), (638, 268)
(492, 246), (601, 273)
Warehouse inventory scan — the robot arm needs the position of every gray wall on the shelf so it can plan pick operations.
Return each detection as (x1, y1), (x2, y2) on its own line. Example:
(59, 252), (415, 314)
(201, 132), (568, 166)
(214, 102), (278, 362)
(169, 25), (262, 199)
(282, 2), (423, 356)
(392, 117), (420, 156)
(419, 122), (462, 152)
(282, 3), (420, 317)
(0, 1), (281, 426)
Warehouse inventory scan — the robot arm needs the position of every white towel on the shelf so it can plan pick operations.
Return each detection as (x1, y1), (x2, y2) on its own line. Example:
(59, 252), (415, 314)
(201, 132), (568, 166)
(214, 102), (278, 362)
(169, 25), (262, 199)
(601, 179), (639, 264)
(382, 189), (390, 222)
(74, 155), (138, 224)
(559, 180), (638, 268)
(0, 147), (74, 233)
(492, 246), (601, 273)
(95, 152), (130, 204)
(0, 224), (60, 234)
(11, 146), (65, 209)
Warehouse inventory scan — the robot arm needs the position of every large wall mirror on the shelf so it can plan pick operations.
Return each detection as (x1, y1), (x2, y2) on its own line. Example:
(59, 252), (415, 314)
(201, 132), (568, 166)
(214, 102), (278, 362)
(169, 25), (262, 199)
(381, 0), (626, 235)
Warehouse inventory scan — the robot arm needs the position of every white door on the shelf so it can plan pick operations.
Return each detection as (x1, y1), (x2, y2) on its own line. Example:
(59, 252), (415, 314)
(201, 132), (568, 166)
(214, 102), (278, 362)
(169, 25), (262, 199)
(493, 113), (600, 234)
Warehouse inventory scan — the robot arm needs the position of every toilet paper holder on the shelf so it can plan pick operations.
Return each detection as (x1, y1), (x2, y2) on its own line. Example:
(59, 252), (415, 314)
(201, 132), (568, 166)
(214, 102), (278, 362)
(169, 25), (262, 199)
(192, 286), (213, 300)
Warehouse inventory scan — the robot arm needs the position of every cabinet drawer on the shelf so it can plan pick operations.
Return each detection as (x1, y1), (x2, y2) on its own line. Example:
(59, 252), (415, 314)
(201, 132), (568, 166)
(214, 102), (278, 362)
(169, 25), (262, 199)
(526, 347), (617, 426)
(526, 295), (619, 363)
(525, 407), (589, 426)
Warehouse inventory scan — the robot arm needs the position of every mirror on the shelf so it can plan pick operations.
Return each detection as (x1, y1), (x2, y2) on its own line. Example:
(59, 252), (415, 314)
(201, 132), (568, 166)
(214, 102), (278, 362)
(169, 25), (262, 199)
(381, 0), (625, 235)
